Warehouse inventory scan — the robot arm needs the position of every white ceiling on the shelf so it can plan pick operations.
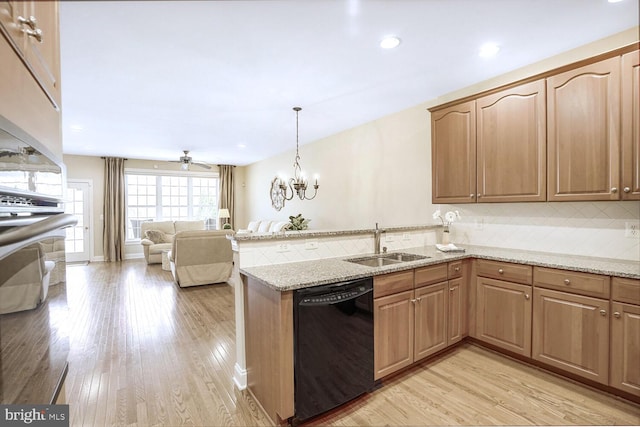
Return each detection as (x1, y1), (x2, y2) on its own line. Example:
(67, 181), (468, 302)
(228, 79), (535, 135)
(59, 0), (638, 167)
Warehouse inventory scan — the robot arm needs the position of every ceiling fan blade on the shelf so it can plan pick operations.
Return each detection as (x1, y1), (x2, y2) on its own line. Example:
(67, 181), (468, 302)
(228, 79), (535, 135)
(192, 162), (212, 170)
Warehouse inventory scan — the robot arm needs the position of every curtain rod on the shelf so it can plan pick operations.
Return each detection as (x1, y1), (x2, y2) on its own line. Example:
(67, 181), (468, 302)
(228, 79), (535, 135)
(101, 157), (128, 160)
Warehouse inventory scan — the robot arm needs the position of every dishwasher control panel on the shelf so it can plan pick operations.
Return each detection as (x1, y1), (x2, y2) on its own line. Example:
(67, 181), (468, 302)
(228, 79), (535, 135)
(300, 285), (369, 305)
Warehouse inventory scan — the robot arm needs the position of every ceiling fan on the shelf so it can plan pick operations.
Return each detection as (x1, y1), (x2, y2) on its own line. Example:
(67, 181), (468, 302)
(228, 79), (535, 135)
(170, 150), (211, 170)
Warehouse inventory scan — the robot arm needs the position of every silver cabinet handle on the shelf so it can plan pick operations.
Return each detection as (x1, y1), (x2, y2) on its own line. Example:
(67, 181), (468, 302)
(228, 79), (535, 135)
(477, 194), (482, 197)
(600, 309), (607, 316)
(564, 279), (570, 285)
(454, 266), (460, 272)
(24, 28), (43, 42)
(613, 312), (621, 318)
(611, 187), (618, 193)
(498, 268), (504, 274)
(525, 294), (530, 300)
(470, 194), (475, 198)
(411, 298), (417, 304)
(624, 187), (631, 193)
(449, 288), (455, 291)
(17, 15), (37, 30)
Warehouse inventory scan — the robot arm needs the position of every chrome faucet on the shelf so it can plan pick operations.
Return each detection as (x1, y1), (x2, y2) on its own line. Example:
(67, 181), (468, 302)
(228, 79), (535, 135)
(374, 222), (386, 254)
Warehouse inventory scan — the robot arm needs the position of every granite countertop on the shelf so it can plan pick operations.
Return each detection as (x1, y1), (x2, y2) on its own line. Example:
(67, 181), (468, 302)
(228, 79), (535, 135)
(240, 244), (640, 291)
(230, 224), (439, 241)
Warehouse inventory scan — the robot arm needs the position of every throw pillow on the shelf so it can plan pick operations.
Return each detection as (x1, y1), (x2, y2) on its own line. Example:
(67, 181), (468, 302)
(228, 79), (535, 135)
(145, 230), (168, 244)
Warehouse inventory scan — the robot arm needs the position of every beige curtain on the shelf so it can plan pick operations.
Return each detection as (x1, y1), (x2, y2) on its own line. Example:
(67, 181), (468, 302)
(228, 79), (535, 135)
(219, 165), (235, 229)
(103, 157), (126, 262)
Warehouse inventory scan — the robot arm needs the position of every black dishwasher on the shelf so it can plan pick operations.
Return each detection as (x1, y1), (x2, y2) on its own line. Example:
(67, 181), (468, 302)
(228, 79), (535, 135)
(293, 277), (374, 421)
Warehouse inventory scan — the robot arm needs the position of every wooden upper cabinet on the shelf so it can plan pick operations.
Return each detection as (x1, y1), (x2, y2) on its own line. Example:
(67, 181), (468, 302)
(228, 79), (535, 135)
(621, 49), (640, 200)
(22, 1), (61, 109)
(431, 101), (476, 204)
(0, 0), (60, 109)
(476, 80), (546, 202)
(0, 1), (27, 51)
(547, 56), (621, 201)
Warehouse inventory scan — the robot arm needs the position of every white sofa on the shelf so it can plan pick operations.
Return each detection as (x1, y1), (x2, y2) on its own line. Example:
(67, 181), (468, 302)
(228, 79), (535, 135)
(140, 220), (206, 264)
(168, 229), (234, 287)
(0, 243), (55, 314)
(241, 219), (290, 234)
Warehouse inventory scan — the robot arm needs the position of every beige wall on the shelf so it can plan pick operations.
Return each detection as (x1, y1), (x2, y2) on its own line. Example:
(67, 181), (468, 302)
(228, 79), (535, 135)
(243, 104), (432, 230)
(64, 155), (232, 260)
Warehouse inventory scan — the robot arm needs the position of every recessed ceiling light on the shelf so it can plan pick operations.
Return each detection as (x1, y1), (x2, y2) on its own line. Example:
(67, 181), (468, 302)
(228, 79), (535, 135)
(237, 143), (246, 149)
(70, 125), (84, 132)
(380, 36), (401, 49)
(479, 43), (500, 58)
(608, 0), (624, 3)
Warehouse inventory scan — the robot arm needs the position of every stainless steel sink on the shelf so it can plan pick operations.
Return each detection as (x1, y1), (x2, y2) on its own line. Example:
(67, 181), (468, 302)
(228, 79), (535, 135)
(346, 252), (430, 267)
(380, 252), (430, 262)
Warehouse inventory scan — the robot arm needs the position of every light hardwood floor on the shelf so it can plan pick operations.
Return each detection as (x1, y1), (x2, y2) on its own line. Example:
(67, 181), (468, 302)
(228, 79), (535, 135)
(65, 260), (640, 426)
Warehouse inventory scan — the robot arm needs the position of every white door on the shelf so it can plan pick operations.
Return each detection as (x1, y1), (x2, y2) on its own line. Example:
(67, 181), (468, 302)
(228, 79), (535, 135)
(65, 180), (92, 263)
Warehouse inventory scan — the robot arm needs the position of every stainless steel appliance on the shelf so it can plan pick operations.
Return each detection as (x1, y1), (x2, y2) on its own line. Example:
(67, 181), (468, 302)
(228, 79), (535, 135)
(0, 118), (76, 259)
(293, 277), (375, 421)
(0, 116), (76, 405)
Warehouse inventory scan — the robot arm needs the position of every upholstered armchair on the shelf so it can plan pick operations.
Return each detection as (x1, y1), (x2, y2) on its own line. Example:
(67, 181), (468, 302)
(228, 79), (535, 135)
(0, 243), (55, 314)
(168, 230), (234, 287)
(140, 220), (206, 264)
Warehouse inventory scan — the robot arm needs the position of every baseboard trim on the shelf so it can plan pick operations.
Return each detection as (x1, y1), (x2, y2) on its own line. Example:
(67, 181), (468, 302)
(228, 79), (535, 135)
(233, 363), (247, 390)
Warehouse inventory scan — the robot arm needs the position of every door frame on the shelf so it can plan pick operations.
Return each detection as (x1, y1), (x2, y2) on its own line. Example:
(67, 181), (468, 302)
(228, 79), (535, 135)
(66, 179), (94, 262)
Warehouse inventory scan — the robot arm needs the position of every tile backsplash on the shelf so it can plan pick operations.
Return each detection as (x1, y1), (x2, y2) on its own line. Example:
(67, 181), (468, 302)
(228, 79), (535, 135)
(442, 201), (640, 261)
(238, 230), (437, 267)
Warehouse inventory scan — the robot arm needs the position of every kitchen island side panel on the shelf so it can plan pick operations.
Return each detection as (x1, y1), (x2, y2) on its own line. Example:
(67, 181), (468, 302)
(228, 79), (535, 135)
(243, 274), (294, 423)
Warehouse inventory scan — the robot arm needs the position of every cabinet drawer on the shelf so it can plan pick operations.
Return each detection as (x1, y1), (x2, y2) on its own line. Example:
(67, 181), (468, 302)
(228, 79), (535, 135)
(476, 259), (532, 285)
(374, 270), (414, 299)
(533, 267), (610, 298)
(415, 264), (448, 288)
(612, 277), (640, 305)
(448, 261), (463, 279)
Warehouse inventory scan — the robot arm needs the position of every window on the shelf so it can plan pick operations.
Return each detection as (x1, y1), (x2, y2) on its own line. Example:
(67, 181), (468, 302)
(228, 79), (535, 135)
(125, 170), (219, 240)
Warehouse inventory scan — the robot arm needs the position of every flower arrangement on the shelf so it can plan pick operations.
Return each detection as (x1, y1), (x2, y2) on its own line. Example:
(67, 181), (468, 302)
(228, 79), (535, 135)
(432, 209), (461, 232)
(288, 213), (310, 231)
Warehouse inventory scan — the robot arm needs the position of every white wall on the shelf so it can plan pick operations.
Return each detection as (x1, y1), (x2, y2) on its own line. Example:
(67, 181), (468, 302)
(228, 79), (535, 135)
(242, 28), (640, 261)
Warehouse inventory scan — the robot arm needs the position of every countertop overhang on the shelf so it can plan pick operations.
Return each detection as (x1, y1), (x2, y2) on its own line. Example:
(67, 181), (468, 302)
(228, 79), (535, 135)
(240, 244), (640, 291)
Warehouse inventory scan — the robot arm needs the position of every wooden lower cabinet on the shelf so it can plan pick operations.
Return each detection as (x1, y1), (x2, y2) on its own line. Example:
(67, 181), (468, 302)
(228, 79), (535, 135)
(532, 288), (609, 385)
(374, 289), (415, 379)
(476, 277), (532, 356)
(610, 301), (640, 396)
(414, 282), (448, 361)
(374, 265), (467, 380)
(448, 277), (467, 345)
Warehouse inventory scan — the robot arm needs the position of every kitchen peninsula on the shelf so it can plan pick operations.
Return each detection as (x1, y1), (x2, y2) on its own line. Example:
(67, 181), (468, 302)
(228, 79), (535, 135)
(233, 228), (640, 424)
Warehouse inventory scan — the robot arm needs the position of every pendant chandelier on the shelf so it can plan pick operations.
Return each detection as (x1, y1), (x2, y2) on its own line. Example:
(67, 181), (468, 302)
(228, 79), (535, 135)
(270, 107), (319, 211)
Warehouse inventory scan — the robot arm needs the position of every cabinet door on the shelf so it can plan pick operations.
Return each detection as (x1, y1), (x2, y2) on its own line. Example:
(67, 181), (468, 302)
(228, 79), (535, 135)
(476, 277), (532, 357)
(621, 50), (640, 200)
(532, 288), (609, 385)
(22, 0), (61, 108)
(0, 1), (26, 51)
(610, 302), (640, 396)
(476, 80), (546, 202)
(431, 101), (476, 204)
(374, 290), (414, 380)
(448, 277), (467, 345)
(414, 282), (447, 361)
(547, 56), (621, 201)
